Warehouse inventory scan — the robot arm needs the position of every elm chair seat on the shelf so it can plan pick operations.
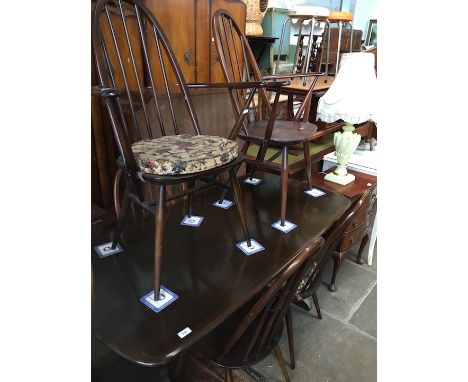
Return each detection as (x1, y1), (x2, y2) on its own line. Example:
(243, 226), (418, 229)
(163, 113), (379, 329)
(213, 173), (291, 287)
(240, 121), (317, 146)
(132, 134), (239, 175)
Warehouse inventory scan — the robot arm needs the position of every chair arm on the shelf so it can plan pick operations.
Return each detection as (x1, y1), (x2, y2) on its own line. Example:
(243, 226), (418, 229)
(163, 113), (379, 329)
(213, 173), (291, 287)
(187, 80), (288, 90)
(262, 72), (324, 81)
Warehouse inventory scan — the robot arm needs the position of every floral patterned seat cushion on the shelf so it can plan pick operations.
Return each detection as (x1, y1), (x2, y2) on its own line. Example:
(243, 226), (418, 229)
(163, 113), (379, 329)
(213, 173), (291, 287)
(131, 134), (239, 175)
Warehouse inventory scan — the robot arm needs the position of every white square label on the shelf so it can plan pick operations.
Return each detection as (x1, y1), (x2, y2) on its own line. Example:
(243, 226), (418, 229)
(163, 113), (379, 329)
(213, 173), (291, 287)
(243, 177), (262, 185)
(305, 188), (326, 198)
(180, 215), (204, 227)
(236, 239), (265, 256)
(213, 199), (235, 209)
(272, 220), (297, 233)
(140, 286), (179, 313)
(94, 242), (124, 258)
(177, 327), (192, 338)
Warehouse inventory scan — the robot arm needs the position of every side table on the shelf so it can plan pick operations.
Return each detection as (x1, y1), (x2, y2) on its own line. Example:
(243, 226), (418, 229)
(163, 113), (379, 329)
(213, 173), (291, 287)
(310, 167), (377, 291)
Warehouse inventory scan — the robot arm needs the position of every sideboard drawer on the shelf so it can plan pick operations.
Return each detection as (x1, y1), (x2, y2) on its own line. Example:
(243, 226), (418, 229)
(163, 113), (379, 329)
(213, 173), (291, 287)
(339, 221), (369, 252)
(345, 207), (371, 233)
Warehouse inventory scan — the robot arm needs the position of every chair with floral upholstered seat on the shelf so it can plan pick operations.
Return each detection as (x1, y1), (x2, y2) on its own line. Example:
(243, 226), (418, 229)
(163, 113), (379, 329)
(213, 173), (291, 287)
(92, 0), (275, 299)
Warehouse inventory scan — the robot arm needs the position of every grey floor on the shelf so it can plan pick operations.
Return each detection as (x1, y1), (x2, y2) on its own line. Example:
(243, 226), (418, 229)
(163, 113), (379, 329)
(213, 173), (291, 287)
(92, 246), (377, 382)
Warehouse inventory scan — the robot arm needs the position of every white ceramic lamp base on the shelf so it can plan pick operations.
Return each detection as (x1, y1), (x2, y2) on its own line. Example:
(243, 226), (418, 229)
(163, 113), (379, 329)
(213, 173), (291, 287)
(324, 171), (356, 185)
(324, 123), (361, 185)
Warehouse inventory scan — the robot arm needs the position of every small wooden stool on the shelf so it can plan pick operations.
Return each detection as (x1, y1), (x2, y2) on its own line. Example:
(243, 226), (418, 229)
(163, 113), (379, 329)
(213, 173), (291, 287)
(322, 11), (354, 76)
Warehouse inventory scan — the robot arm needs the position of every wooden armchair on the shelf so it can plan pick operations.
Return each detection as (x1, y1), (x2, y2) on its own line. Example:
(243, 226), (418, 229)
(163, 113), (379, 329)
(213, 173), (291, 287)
(212, 9), (324, 230)
(91, 0), (273, 299)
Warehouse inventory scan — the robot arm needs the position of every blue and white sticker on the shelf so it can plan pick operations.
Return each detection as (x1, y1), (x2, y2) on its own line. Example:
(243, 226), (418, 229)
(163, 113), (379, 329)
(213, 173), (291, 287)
(243, 177), (262, 186)
(213, 199), (235, 209)
(140, 285), (179, 313)
(236, 239), (265, 256)
(180, 215), (204, 227)
(305, 188), (326, 198)
(272, 220), (297, 233)
(94, 242), (124, 258)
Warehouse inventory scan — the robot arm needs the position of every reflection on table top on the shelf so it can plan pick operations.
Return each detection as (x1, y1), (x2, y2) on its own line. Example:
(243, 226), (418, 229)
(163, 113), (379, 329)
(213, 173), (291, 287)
(91, 173), (351, 366)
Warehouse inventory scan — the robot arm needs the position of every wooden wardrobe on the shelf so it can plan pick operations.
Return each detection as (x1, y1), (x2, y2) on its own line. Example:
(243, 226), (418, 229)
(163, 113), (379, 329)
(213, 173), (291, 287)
(91, 0), (246, 208)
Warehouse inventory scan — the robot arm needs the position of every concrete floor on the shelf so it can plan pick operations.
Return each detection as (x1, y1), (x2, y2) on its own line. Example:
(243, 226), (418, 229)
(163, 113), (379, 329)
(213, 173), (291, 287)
(92, 245), (377, 382)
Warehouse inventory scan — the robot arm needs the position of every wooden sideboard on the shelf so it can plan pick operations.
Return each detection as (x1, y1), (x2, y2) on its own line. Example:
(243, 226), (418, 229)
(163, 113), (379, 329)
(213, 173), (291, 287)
(91, 0), (246, 208)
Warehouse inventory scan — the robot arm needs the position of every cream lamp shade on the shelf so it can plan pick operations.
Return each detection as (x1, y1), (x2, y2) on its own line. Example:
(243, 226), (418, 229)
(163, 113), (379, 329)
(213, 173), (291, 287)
(317, 52), (377, 185)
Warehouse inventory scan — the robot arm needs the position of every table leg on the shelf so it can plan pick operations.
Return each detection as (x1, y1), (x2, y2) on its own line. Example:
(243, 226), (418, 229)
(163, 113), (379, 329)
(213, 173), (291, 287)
(367, 213), (377, 266)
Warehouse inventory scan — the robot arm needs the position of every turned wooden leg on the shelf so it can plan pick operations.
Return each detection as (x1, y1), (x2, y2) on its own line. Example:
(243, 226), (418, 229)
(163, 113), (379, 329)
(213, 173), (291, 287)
(111, 178), (131, 249)
(154, 185), (166, 300)
(230, 168), (252, 247)
(280, 145), (289, 226)
(311, 292), (322, 319)
(356, 233), (369, 265)
(329, 251), (344, 292)
(225, 368), (233, 382)
(274, 345), (291, 382)
(303, 140), (312, 190)
(285, 307), (295, 369)
(185, 180), (195, 218)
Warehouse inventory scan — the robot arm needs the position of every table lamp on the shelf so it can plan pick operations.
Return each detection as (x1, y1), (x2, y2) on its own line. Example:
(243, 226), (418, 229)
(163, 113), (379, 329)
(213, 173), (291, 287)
(316, 52), (377, 185)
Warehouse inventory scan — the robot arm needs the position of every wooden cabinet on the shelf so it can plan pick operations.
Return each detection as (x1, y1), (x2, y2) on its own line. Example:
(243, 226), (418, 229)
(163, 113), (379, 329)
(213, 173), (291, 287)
(91, 0), (247, 208)
(143, 0), (246, 83)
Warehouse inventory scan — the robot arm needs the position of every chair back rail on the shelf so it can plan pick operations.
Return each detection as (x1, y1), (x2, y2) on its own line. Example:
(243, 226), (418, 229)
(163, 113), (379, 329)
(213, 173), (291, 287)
(92, 0), (202, 173)
(222, 236), (325, 360)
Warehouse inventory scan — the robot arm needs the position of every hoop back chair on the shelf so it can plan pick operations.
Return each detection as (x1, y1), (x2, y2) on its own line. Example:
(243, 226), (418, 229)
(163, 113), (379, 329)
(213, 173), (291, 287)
(92, 0), (258, 299)
(284, 191), (371, 369)
(212, 10), (324, 228)
(182, 236), (325, 382)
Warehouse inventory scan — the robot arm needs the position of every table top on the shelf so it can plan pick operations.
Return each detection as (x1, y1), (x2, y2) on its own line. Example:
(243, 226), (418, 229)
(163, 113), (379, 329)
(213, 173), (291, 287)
(283, 75), (335, 93)
(311, 167), (377, 200)
(91, 173), (351, 366)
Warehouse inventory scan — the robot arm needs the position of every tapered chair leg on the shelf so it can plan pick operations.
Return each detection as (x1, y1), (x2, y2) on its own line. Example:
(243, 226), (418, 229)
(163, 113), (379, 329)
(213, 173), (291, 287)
(185, 180), (195, 218)
(303, 140), (313, 190)
(329, 251), (342, 292)
(280, 145), (289, 226)
(285, 307), (295, 369)
(154, 185), (166, 300)
(229, 168), (252, 247)
(356, 233), (369, 265)
(111, 178), (132, 249)
(274, 345), (291, 382)
(311, 292), (322, 319)
(225, 368), (233, 382)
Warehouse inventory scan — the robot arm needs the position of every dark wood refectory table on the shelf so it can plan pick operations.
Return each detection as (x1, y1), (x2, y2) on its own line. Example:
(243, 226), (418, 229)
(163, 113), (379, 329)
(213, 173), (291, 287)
(92, 173), (351, 367)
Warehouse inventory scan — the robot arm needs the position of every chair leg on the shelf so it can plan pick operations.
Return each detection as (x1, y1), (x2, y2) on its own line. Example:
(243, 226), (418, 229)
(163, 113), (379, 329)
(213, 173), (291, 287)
(154, 185), (166, 300)
(229, 167), (252, 247)
(280, 145), (289, 226)
(311, 292), (322, 319)
(329, 251), (343, 292)
(302, 140), (312, 190)
(285, 307), (295, 369)
(356, 233), (369, 265)
(111, 178), (131, 249)
(185, 180), (195, 218)
(225, 368), (233, 382)
(274, 345), (291, 382)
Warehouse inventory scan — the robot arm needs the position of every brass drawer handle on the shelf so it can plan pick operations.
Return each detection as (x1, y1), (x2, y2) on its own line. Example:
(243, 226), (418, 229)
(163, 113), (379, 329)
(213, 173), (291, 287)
(184, 48), (193, 65)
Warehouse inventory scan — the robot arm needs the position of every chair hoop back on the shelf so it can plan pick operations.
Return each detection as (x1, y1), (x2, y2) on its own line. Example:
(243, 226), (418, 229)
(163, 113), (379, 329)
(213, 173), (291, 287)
(222, 236), (325, 359)
(92, 0), (202, 172)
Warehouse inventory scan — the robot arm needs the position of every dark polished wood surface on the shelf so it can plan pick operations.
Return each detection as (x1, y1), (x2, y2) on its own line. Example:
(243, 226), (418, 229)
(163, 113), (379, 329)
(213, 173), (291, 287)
(92, 173), (351, 366)
(310, 167), (377, 201)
